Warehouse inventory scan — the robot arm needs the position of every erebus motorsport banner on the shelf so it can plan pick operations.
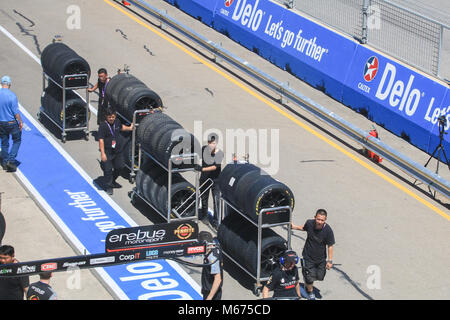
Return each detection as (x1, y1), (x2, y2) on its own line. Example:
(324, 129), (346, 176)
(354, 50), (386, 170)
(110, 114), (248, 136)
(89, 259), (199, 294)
(342, 45), (449, 155)
(0, 242), (207, 278)
(105, 221), (198, 252)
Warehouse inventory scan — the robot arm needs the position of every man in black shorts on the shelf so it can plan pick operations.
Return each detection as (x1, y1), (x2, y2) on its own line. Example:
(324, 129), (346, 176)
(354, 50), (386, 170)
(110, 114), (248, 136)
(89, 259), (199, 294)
(27, 272), (57, 300)
(98, 107), (133, 195)
(0, 245), (29, 300)
(262, 250), (301, 299)
(292, 209), (335, 300)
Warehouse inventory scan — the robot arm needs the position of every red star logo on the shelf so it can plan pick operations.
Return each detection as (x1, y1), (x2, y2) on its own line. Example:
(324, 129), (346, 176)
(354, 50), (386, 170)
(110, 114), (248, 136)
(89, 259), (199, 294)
(364, 56), (379, 82)
(225, 0), (234, 7)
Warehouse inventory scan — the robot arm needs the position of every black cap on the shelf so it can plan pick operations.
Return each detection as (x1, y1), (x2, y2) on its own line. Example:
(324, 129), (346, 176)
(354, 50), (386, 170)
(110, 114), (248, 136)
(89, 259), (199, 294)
(207, 133), (218, 143)
(282, 250), (298, 265)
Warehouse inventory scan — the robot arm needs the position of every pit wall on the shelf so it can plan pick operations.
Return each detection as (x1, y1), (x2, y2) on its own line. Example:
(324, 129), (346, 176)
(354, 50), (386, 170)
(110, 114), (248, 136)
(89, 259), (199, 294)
(163, 0), (449, 155)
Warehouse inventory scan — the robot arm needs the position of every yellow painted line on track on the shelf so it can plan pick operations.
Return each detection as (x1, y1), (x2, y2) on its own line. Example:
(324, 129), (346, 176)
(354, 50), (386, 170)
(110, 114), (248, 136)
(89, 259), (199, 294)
(104, 0), (449, 221)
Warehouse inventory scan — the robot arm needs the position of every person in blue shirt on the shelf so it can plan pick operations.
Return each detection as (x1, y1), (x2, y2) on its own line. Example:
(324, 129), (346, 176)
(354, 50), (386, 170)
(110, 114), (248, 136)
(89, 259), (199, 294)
(0, 76), (23, 172)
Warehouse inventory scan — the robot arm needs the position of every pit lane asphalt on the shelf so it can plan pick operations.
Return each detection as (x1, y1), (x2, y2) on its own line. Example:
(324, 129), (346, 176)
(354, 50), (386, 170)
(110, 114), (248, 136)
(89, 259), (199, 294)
(0, 0), (448, 300)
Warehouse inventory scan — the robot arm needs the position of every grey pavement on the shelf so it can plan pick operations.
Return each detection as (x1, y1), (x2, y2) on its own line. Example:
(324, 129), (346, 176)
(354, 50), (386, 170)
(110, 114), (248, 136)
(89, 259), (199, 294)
(0, 0), (448, 300)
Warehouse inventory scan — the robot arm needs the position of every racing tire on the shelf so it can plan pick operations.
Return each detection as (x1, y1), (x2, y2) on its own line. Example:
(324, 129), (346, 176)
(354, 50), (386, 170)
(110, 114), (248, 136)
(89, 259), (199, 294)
(0, 210), (5, 245)
(41, 43), (90, 86)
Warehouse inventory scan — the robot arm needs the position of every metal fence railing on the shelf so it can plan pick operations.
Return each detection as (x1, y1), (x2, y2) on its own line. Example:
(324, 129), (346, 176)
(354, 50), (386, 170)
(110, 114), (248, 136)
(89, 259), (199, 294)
(276, 0), (450, 81)
(127, 0), (450, 199)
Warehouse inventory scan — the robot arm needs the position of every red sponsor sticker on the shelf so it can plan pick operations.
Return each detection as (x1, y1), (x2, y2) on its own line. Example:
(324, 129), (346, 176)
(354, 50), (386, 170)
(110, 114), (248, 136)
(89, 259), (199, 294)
(41, 263), (57, 271)
(187, 246), (205, 254)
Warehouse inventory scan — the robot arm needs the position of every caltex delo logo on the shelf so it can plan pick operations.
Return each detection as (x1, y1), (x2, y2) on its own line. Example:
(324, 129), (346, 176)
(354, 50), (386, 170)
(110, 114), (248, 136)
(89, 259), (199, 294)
(225, 0), (234, 7)
(363, 56), (379, 82)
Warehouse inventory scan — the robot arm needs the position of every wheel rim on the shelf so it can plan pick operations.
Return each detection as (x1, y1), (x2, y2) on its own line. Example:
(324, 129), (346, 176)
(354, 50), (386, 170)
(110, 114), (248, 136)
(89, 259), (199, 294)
(135, 96), (155, 110)
(259, 190), (290, 209)
(66, 105), (86, 127)
(171, 189), (195, 217)
(261, 244), (286, 275)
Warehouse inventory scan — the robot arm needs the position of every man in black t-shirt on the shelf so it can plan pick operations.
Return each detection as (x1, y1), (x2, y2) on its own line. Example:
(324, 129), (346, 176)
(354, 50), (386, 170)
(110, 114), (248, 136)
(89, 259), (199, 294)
(98, 108), (133, 195)
(195, 133), (223, 228)
(262, 250), (301, 299)
(292, 209), (335, 300)
(27, 272), (57, 300)
(88, 68), (111, 126)
(0, 245), (29, 300)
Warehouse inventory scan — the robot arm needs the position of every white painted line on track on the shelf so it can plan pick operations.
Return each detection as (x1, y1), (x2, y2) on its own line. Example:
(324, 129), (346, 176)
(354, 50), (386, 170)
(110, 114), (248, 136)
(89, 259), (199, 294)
(14, 167), (130, 300)
(0, 23), (98, 116)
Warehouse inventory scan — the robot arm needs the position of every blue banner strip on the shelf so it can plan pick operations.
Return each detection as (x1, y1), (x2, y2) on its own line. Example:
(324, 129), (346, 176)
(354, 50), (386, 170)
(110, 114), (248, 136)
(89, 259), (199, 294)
(161, 0), (449, 158)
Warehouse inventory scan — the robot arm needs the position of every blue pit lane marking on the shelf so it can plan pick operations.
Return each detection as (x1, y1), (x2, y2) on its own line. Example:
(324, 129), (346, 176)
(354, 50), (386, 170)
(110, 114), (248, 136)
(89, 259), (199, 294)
(14, 105), (202, 300)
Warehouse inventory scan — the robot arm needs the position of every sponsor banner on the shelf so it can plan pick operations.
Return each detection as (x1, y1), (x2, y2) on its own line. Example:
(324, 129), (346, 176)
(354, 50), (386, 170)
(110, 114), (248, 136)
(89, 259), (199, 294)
(0, 243), (206, 278)
(212, 0), (358, 100)
(105, 221), (198, 252)
(161, 0), (449, 157)
(16, 108), (202, 300)
(342, 45), (449, 155)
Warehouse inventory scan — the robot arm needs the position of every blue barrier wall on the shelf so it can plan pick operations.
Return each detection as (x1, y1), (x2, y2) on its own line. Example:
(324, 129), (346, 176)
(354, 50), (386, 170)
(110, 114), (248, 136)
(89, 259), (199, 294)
(342, 45), (449, 154)
(213, 0), (358, 101)
(163, 0), (449, 157)
(169, 0), (218, 27)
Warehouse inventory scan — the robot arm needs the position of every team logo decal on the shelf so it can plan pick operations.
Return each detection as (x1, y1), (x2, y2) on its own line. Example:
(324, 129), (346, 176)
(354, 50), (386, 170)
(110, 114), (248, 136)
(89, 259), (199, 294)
(174, 224), (195, 240)
(225, 0), (234, 7)
(363, 56), (379, 82)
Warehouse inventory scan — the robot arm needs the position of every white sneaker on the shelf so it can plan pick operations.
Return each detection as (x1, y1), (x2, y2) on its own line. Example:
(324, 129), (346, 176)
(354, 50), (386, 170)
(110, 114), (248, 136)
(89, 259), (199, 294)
(308, 292), (316, 300)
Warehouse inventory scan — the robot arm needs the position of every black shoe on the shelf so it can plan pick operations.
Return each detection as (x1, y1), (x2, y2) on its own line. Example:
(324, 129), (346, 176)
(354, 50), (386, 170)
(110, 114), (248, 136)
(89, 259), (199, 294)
(106, 188), (113, 195)
(1, 162), (7, 170)
(6, 161), (17, 172)
(112, 181), (122, 189)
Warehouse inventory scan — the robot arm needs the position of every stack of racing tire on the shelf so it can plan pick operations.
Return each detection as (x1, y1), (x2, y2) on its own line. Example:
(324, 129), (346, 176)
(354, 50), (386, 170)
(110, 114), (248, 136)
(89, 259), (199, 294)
(218, 162), (295, 222)
(40, 43), (90, 130)
(218, 213), (287, 278)
(134, 158), (196, 217)
(132, 108), (201, 217)
(40, 83), (89, 129)
(104, 73), (163, 123)
(136, 112), (200, 169)
(104, 73), (163, 170)
(217, 162), (295, 277)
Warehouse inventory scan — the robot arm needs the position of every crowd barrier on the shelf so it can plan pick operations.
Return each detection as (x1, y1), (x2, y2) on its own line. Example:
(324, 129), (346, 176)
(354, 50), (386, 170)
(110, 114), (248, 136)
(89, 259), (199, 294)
(162, 0), (449, 156)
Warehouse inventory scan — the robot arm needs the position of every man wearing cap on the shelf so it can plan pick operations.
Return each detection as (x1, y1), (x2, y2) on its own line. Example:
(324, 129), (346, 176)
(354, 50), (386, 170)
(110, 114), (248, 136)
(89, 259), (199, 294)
(262, 250), (301, 299)
(199, 231), (223, 300)
(0, 76), (23, 172)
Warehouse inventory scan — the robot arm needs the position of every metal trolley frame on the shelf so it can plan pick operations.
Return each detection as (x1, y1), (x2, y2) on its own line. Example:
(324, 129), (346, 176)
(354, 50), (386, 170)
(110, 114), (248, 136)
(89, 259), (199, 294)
(38, 72), (90, 143)
(218, 197), (292, 296)
(116, 108), (154, 183)
(129, 147), (213, 223)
